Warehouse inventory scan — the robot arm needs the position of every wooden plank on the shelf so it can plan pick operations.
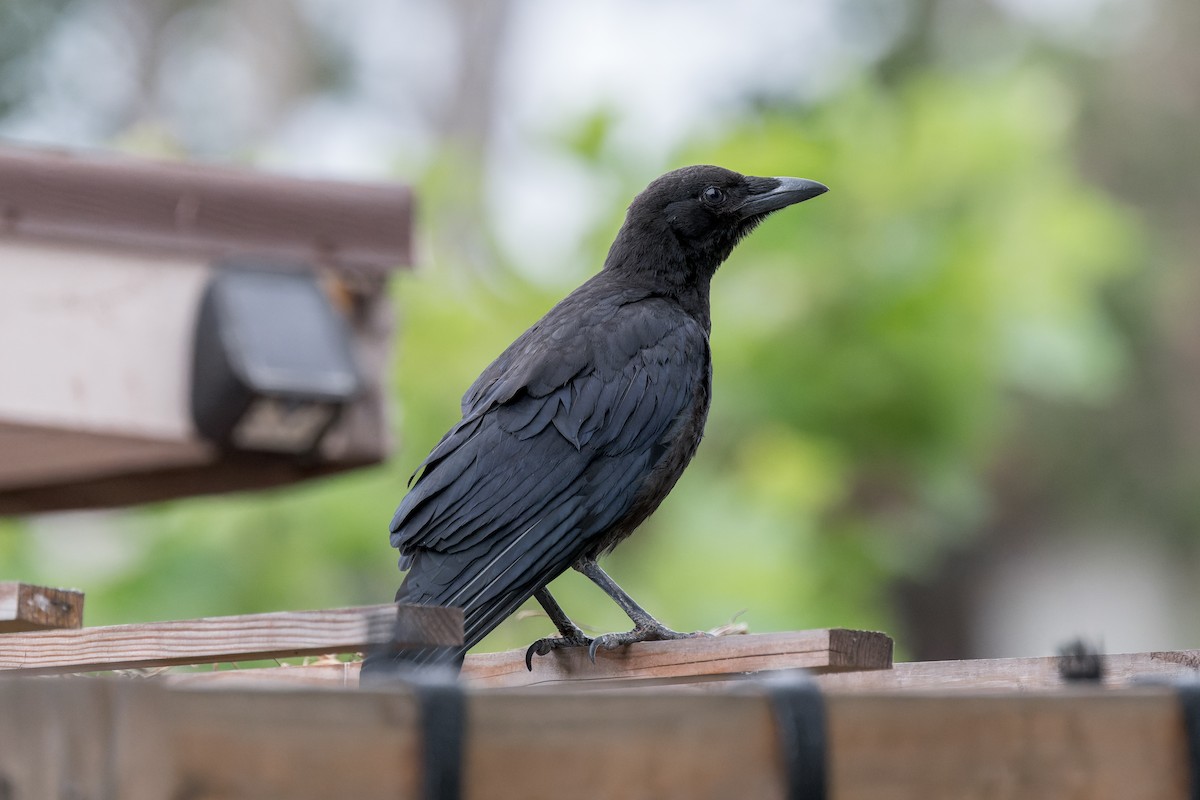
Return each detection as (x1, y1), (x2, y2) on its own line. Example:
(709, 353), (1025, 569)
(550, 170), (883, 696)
(0, 604), (461, 675)
(817, 649), (1200, 692)
(160, 683), (424, 799)
(0, 679), (201, 799)
(825, 689), (1188, 799)
(175, 644), (1200, 695)
(0, 582), (83, 633)
(464, 628), (892, 689)
(165, 629), (892, 689)
(167, 659), (360, 688)
(456, 688), (783, 799)
(0, 420), (213, 492)
(0, 145), (415, 273)
(0, 678), (1190, 799)
(0, 678), (120, 798)
(0, 442), (377, 514)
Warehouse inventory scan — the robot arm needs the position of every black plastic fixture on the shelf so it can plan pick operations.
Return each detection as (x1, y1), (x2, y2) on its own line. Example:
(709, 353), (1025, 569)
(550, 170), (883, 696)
(191, 264), (361, 455)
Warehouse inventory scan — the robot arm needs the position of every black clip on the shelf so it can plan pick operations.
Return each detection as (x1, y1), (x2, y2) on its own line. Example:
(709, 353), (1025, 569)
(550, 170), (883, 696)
(1056, 637), (1105, 683)
(409, 668), (467, 800)
(1180, 681), (1200, 800)
(761, 670), (827, 800)
(361, 665), (465, 800)
(1129, 675), (1200, 800)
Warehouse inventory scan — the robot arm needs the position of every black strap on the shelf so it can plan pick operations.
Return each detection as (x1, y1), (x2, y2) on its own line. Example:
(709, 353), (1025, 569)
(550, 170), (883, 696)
(360, 661), (465, 800)
(359, 610), (467, 800)
(1180, 682), (1200, 800)
(762, 671), (827, 800)
(410, 670), (466, 800)
(1128, 676), (1200, 800)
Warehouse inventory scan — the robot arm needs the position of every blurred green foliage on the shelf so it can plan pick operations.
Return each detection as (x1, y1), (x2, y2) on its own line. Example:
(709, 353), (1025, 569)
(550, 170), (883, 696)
(0, 65), (1138, 657)
(570, 68), (1138, 648)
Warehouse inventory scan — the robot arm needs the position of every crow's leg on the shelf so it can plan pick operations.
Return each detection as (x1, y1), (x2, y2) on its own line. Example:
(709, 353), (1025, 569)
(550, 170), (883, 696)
(535, 587), (587, 638)
(574, 557), (708, 663)
(523, 587), (593, 670)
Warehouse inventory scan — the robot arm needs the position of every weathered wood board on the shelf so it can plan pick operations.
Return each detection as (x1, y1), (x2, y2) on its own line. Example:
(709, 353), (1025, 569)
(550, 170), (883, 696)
(163, 628), (893, 689)
(0, 582), (83, 633)
(0, 604), (461, 675)
(0, 678), (1190, 799)
(816, 649), (1200, 692)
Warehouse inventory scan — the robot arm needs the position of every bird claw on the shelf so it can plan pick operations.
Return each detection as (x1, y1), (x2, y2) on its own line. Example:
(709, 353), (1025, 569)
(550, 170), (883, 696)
(523, 641), (543, 672)
(586, 625), (708, 663)
(523, 631), (594, 671)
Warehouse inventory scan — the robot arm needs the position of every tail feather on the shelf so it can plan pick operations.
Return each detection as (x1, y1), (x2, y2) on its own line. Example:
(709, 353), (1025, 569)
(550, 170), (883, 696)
(360, 547), (567, 678)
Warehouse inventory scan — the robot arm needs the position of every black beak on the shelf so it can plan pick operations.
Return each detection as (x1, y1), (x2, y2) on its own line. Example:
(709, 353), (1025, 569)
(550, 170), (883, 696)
(737, 176), (828, 220)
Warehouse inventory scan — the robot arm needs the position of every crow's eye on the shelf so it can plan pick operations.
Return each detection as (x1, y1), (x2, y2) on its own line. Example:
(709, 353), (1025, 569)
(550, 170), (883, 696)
(701, 186), (725, 205)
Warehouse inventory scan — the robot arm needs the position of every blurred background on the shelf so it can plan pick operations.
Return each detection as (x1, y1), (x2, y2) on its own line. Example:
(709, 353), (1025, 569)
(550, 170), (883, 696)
(0, 0), (1196, 661)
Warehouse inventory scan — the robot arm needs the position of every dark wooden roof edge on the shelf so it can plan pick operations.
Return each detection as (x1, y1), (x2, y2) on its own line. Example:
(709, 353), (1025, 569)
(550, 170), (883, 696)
(0, 145), (415, 273)
(0, 451), (380, 515)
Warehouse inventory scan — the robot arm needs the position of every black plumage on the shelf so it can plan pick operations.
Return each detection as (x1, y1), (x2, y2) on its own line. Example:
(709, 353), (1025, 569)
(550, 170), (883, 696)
(364, 165), (826, 675)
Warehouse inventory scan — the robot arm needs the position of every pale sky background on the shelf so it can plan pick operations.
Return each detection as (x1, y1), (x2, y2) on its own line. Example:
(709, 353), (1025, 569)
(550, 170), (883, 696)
(0, 0), (1147, 282)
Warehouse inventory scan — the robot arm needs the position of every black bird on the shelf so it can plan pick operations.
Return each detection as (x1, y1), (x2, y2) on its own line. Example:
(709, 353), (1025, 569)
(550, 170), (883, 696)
(364, 165), (827, 675)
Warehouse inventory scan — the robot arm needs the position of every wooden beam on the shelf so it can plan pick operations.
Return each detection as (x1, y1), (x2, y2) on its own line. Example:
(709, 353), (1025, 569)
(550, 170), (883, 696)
(167, 659), (363, 688)
(0, 146), (414, 273)
(816, 649), (1200, 692)
(163, 629), (892, 689)
(165, 639), (1200, 698)
(0, 678), (1190, 799)
(0, 582), (83, 633)
(0, 604), (461, 676)
(823, 689), (1188, 799)
(0, 443), (377, 514)
(464, 628), (892, 689)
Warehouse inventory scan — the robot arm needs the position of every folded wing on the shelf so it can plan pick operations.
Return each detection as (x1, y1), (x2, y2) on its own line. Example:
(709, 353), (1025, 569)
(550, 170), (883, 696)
(389, 297), (706, 652)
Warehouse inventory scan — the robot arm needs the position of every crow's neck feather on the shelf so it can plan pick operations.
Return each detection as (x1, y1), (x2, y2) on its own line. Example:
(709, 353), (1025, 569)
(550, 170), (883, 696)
(601, 218), (722, 328)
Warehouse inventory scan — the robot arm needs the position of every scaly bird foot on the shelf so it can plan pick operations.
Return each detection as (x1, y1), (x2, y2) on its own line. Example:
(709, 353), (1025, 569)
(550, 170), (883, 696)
(524, 629), (594, 671)
(587, 623), (710, 664)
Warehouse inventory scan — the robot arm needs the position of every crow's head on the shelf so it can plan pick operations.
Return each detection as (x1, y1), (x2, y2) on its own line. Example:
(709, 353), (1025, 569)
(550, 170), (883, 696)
(606, 165), (827, 284)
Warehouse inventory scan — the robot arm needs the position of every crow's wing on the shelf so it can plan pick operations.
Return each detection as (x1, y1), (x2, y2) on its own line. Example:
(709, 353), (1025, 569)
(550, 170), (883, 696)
(389, 295), (708, 649)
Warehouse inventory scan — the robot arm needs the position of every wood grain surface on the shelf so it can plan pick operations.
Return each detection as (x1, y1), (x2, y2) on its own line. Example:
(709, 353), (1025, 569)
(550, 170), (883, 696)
(0, 604), (461, 675)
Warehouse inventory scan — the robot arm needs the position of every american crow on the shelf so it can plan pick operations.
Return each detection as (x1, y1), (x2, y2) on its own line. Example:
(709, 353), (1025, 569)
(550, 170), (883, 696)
(364, 165), (826, 675)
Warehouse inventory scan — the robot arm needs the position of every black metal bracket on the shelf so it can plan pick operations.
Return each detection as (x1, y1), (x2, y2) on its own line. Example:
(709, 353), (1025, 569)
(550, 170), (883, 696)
(1180, 682), (1200, 800)
(761, 670), (828, 800)
(410, 669), (466, 800)
(361, 660), (466, 800)
(1130, 675), (1200, 800)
